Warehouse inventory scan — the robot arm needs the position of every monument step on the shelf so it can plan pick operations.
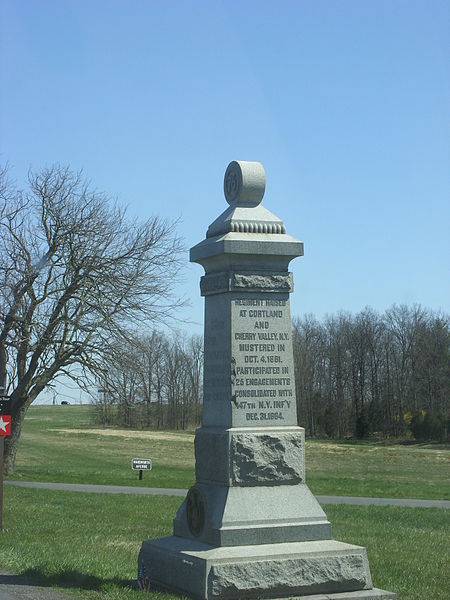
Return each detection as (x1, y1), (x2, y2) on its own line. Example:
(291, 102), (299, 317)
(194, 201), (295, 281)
(273, 591), (397, 600)
(139, 536), (396, 599)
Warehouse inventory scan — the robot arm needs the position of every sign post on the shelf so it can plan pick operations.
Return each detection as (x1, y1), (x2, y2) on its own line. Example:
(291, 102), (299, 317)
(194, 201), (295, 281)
(132, 458), (152, 481)
(0, 436), (3, 531)
(0, 390), (11, 531)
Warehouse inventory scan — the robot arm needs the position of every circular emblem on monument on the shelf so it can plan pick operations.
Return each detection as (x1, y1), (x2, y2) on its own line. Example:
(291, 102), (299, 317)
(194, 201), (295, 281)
(224, 160), (266, 207)
(186, 486), (206, 537)
(224, 161), (242, 205)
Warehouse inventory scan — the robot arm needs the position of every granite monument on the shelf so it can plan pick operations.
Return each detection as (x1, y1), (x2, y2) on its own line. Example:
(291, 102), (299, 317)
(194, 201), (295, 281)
(138, 160), (396, 599)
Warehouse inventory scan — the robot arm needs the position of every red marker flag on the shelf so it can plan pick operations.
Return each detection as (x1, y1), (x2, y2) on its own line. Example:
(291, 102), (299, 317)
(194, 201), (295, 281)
(0, 415), (11, 436)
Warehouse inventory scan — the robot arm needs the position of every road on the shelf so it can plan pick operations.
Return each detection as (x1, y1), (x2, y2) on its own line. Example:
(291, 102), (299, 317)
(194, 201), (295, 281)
(5, 480), (450, 508)
(0, 572), (70, 600)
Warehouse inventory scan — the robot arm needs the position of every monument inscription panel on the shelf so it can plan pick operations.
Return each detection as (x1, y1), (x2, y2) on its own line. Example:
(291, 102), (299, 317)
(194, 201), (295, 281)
(231, 294), (297, 427)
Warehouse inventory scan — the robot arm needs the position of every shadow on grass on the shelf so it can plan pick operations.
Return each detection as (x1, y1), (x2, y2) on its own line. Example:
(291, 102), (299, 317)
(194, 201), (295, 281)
(0, 569), (138, 592)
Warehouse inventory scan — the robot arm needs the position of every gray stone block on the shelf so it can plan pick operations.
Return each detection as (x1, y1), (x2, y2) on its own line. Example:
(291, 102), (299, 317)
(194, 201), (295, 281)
(287, 591), (397, 600)
(223, 160), (266, 207)
(138, 537), (381, 599)
(173, 482), (331, 546)
(190, 234), (304, 279)
(200, 271), (294, 296)
(195, 427), (305, 486)
(231, 430), (304, 485)
(201, 289), (298, 429)
(195, 429), (230, 484)
(209, 554), (369, 598)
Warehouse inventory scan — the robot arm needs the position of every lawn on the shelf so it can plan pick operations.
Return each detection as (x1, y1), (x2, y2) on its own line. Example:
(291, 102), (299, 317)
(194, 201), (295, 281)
(0, 486), (448, 600)
(8, 405), (449, 500)
(306, 438), (450, 500)
(9, 405), (196, 489)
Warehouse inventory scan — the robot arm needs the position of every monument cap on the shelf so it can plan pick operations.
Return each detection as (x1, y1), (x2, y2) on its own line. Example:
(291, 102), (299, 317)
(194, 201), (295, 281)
(224, 160), (266, 207)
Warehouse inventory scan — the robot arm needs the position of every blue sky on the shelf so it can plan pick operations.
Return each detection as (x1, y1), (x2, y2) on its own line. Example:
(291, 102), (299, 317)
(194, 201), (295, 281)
(1, 1), (449, 378)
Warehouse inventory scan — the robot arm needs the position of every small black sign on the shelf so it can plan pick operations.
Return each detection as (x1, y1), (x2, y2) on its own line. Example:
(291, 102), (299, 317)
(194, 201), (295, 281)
(132, 458), (152, 470)
(0, 400), (10, 415)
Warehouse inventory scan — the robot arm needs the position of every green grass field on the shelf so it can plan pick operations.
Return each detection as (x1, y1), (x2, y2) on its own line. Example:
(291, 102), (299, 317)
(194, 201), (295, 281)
(10, 405), (195, 489)
(0, 486), (448, 600)
(8, 405), (450, 500)
(1, 405), (449, 599)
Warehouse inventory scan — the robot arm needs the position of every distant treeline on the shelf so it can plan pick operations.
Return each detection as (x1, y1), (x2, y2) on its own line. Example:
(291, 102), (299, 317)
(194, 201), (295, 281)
(94, 331), (203, 430)
(94, 304), (449, 441)
(293, 305), (449, 441)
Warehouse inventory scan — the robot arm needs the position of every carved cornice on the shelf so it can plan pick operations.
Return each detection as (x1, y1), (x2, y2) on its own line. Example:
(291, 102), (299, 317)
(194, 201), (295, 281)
(207, 220), (286, 238)
(205, 203), (287, 240)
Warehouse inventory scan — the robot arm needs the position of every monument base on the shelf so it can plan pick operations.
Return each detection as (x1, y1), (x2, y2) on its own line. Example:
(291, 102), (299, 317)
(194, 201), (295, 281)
(138, 536), (397, 600)
(287, 593), (397, 600)
(174, 482), (332, 546)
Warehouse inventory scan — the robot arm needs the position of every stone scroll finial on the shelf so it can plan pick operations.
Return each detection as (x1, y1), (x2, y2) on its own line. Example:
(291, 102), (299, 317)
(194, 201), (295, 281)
(224, 161), (266, 207)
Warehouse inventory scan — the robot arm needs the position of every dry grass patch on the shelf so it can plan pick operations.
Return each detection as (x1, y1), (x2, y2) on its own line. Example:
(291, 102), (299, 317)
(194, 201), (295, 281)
(49, 428), (195, 443)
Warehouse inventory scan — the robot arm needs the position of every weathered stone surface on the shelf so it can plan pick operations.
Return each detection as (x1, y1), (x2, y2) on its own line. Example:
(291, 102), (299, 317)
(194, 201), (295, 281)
(139, 537), (386, 600)
(232, 272), (292, 291)
(195, 427), (305, 486)
(200, 272), (231, 296)
(231, 431), (304, 485)
(208, 554), (370, 598)
(200, 271), (293, 296)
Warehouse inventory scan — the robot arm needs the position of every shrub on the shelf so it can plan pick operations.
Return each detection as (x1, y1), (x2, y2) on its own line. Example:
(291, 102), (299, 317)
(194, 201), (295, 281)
(410, 410), (446, 442)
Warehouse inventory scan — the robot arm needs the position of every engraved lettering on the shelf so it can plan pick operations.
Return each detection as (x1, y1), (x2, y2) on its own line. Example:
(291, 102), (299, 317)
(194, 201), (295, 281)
(246, 412), (259, 421)
(231, 296), (297, 426)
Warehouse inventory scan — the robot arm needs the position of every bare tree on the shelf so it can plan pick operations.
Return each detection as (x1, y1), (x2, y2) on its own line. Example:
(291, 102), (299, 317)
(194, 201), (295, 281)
(185, 334), (203, 426)
(0, 165), (183, 472)
(293, 314), (327, 435)
(135, 330), (167, 427)
(94, 329), (203, 431)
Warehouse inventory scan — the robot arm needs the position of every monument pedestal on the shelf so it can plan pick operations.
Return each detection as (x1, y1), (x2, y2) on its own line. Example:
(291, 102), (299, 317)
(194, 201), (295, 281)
(139, 537), (397, 600)
(138, 162), (396, 599)
(173, 426), (331, 547)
